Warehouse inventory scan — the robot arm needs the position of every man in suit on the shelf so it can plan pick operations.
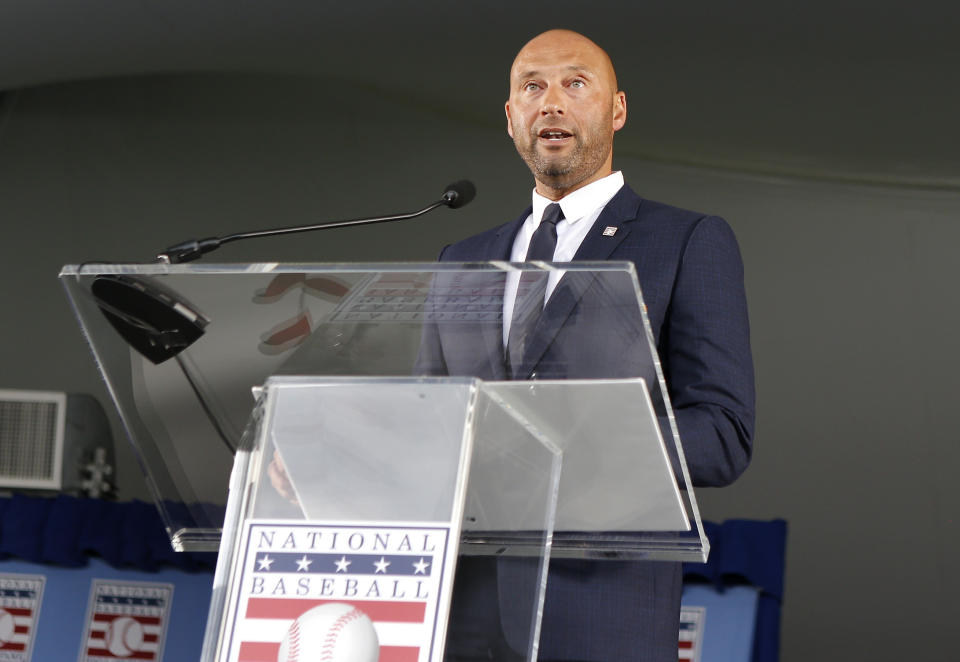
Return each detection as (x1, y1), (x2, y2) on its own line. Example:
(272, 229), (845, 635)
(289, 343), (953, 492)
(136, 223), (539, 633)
(416, 29), (755, 662)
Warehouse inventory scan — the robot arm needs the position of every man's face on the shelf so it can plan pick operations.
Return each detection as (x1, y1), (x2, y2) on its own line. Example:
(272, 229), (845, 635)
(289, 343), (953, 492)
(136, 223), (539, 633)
(505, 30), (626, 198)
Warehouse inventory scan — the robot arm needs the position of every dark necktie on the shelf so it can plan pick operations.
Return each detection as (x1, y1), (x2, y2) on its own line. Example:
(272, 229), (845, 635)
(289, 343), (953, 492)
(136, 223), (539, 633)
(507, 203), (564, 374)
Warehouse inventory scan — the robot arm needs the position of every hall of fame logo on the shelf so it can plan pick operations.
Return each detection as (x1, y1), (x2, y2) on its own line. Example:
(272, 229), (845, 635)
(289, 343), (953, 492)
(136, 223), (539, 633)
(679, 606), (706, 662)
(78, 580), (173, 662)
(0, 573), (45, 662)
(222, 522), (454, 662)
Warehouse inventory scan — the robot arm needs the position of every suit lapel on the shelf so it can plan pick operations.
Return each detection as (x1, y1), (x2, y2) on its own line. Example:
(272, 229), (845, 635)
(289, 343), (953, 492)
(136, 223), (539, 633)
(490, 207), (530, 259)
(481, 209), (530, 378)
(513, 272), (592, 378)
(572, 185), (642, 261)
(515, 186), (643, 378)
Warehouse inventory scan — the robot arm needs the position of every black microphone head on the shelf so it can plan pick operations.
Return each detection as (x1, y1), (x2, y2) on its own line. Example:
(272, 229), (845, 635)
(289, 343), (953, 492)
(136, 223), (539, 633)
(442, 180), (477, 209)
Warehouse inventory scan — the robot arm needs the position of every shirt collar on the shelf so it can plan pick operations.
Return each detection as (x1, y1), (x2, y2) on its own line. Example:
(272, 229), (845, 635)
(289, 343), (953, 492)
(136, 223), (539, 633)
(530, 171), (625, 225)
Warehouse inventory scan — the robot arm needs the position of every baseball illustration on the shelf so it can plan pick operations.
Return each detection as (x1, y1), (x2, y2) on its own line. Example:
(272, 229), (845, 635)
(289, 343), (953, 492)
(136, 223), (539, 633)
(0, 608), (13, 646)
(104, 615), (144, 657)
(277, 603), (379, 662)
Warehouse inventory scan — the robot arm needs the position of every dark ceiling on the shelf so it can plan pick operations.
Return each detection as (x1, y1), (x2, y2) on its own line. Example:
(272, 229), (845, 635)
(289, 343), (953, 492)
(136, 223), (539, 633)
(1, 1), (958, 188)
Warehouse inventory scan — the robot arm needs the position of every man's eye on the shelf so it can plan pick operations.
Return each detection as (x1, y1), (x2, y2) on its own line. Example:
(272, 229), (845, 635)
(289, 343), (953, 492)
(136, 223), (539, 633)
(570, 80), (585, 88)
(524, 82), (540, 92)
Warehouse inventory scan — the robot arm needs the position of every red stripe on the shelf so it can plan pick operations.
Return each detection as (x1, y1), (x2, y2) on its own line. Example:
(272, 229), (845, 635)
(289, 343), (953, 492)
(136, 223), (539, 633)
(0, 643), (26, 652)
(1, 608), (31, 617)
(92, 614), (162, 625)
(14, 625), (29, 634)
(245, 598), (425, 622)
(237, 642), (418, 662)
(142, 633), (158, 643)
(678, 640), (693, 648)
(380, 646), (420, 662)
(86, 648), (155, 660)
(237, 641), (278, 661)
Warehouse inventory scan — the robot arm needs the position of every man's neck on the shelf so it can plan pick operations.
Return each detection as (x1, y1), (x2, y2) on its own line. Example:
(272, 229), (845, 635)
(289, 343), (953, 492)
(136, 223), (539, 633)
(535, 167), (615, 201)
(531, 171), (624, 215)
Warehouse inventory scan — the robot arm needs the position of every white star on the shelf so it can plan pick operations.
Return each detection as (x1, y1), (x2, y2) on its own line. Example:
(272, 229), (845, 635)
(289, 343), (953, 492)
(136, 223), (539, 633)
(296, 555), (313, 572)
(373, 557), (391, 574)
(334, 556), (352, 573)
(257, 554), (274, 571)
(413, 558), (430, 575)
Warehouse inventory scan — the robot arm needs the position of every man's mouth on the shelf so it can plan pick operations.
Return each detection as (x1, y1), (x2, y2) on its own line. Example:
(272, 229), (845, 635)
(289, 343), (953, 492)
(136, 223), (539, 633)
(538, 128), (573, 141)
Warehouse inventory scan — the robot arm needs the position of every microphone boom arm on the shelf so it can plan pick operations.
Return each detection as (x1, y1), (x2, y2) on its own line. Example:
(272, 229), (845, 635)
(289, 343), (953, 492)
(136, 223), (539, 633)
(156, 178), (475, 264)
(157, 199), (446, 264)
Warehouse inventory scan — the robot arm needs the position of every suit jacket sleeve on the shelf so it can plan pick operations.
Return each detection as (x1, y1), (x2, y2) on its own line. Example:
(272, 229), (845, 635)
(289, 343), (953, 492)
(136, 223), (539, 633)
(659, 215), (755, 487)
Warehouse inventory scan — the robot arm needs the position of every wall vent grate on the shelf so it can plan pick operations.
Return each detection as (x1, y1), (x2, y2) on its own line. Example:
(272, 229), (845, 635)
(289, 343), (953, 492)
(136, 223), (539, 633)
(0, 390), (66, 489)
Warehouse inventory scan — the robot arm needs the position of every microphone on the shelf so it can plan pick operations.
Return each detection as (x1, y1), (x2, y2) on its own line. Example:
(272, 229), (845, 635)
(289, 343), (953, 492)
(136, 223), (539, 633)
(442, 179), (476, 209)
(157, 179), (477, 264)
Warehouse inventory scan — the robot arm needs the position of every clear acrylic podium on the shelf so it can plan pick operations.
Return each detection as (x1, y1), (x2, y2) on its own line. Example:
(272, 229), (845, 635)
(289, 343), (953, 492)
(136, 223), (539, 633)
(60, 262), (710, 662)
(205, 375), (561, 662)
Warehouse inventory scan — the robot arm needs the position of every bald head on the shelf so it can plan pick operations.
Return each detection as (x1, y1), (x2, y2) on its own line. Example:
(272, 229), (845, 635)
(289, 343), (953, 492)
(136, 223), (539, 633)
(510, 30), (619, 96)
(505, 30), (627, 199)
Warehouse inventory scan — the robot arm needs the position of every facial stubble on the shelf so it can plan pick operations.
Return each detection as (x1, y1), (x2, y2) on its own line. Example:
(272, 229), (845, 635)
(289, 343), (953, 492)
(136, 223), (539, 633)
(513, 101), (615, 192)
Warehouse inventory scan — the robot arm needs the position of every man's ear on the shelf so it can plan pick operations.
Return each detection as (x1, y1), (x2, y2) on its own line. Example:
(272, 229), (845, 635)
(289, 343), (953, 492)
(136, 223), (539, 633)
(612, 91), (627, 132)
(505, 101), (514, 138)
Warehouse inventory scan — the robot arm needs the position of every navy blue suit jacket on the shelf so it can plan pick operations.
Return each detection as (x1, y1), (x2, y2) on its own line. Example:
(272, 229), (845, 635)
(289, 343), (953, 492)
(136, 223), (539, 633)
(418, 184), (755, 661)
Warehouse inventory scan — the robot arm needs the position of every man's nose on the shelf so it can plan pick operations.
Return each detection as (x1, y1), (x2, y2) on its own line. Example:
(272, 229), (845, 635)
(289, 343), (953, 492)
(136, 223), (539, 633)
(540, 86), (564, 115)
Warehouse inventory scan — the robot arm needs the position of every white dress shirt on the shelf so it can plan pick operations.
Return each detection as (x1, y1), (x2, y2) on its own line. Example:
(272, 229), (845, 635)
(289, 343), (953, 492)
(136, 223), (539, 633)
(502, 171), (625, 346)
